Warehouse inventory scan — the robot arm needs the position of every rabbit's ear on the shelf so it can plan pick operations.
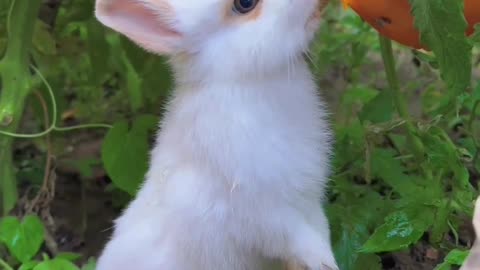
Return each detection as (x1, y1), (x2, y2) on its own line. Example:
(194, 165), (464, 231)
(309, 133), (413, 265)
(95, 0), (182, 54)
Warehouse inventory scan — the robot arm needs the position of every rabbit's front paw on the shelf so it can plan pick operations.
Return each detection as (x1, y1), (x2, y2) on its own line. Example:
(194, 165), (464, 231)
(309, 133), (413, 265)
(288, 223), (338, 270)
(285, 260), (338, 270)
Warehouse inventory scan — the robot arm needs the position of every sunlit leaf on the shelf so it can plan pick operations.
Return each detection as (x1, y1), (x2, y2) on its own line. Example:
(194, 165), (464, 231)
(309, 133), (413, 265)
(361, 206), (434, 253)
(0, 215), (45, 263)
(34, 258), (80, 270)
(102, 115), (158, 195)
(434, 249), (469, 270)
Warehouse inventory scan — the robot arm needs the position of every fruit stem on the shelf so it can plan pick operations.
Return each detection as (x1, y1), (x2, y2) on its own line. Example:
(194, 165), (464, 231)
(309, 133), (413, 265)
(378, 35), (425, 162)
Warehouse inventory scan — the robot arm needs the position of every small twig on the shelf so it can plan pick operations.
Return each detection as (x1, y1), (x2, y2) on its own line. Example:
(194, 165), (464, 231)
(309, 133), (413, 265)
(24, 90), (58, 255)
(28, 90), (53, 211)
(0, 259), (14, 270)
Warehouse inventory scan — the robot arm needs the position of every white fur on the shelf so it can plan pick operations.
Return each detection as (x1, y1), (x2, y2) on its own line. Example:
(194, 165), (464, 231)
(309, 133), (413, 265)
(95, 0), (337, 269)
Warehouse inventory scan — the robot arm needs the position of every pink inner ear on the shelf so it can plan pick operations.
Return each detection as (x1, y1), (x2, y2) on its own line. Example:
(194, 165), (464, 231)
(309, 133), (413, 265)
(105, 0), (180, 38)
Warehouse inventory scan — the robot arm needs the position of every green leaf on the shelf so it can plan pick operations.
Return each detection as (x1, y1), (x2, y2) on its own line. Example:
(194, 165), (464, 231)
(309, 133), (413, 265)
(33, 258), (80, 270)
(333, 213), (370, 270)
(359, 90), (394, 124)
(329, 191), (389, 270)
(56, 252), (82, 262)
(353, 254), (382, 270)
(0, 215), (45, 263)
(421, 128), (475, 212)
(0, 156), (18, 215)
(341, 86), (379, 109)
(430, 199), (451, 244)
(361, 206), (434, 253)
(409, 0), (472, 94)
(86, 17), (110, 84)
(413, 50), (439, 69)
(101, 115), (158, 195)
(444, 249), (469, 265)
(81, 258), (97, 270)
(33, 20), (56, 55)
(334, 118), (365, 170)
(19, 261), (39, 270)
(370, 148), (429, 198)
(471, 24), (480, 45)
(434, 249), (469, 270)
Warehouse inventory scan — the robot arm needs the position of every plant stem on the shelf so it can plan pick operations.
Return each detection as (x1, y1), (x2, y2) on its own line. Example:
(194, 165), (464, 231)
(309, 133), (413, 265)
(0, 259), (14, 270)
(378, 35), (425, 162)
(0, 0), (41, 215)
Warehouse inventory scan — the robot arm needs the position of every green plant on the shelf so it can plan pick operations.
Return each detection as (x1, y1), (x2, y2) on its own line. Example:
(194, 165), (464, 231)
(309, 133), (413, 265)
(325, 0), (479, 269)
(0, 215), (96, 270)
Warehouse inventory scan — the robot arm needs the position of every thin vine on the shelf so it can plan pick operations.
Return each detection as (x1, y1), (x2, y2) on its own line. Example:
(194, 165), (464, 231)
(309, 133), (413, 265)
(0, 65), (112, 139)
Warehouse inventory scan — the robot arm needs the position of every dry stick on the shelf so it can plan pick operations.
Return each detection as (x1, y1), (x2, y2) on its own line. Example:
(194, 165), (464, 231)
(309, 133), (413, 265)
(25, 90), (58, 255)
(27, 90), (53, 212)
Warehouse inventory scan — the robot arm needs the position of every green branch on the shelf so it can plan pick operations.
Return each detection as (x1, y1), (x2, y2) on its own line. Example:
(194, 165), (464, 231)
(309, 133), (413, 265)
(0, 0), (41, 215)
(378, 35), (426, 165)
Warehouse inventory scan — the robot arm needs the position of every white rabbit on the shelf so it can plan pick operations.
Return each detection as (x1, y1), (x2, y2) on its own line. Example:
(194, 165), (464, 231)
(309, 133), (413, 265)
(94, 0), (337, 269)
(460, 197), (480, 270)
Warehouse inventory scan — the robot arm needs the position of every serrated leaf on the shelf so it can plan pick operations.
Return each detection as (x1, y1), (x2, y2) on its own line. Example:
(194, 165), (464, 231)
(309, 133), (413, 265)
(421, 128), (475, 212)
(361, 206), (434, 253)
(410, 0), (472, 94)
(370, 148), (429, 198)
(329, 191), (389, 270)
(0, 216), (45, 263)
(430, 199), (451, 243)
(101, 115), (158, 195)
(33, 258), (80, 270)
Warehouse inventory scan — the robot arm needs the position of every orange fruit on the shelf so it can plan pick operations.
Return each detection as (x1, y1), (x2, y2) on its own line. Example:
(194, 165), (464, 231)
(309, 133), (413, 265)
(343, 0), (480, 49)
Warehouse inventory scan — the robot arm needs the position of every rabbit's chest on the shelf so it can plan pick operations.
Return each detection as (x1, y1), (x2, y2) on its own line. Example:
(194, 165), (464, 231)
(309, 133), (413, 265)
(157, 83), (332, 193)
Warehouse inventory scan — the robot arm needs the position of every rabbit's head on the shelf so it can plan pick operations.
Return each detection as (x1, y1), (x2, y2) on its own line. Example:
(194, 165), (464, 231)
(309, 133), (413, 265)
(96, 0), (328, 80)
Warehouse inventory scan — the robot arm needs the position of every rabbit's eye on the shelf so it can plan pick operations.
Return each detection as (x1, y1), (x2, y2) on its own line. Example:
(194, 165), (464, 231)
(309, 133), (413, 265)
(233, 0), (258, 14)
